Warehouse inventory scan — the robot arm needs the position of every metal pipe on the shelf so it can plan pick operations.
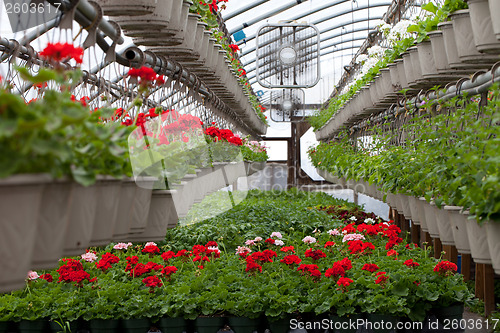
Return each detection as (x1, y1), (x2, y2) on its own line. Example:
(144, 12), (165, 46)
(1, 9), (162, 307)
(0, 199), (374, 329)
(76, 0), (124, 44)
(236, 2), (391, 46)
(223, 0), (271, 21)
(229, 0), (309, 35)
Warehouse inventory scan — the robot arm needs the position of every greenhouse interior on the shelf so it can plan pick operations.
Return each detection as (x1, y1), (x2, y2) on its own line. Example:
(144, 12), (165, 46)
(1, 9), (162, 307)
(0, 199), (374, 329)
(0, 0), (499, 332)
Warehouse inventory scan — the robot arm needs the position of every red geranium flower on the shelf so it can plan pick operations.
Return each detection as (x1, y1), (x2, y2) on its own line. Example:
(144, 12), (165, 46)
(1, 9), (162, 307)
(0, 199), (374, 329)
(245, 259), (262, 274)
(206, 241), (218, 247)
(39, 274), (53, 282)
(162, 266), (178, 277)
(95, 253), (120, 272)
(161, 251), (176, 261)
(304, 248), (327, 261)
(229, 44), (240, 53)
(324, 241), (336, 248)
(404, 259), (420, 268)
(280, 255), (302, 266)
(339, 257), (352, 270)
(142, 244), (160, 255)
(325, 262), (345, 278)
(142, 275), (163, 292)
(39, 42), (84, 64)
(265, 238), (275, 244)
(362, 263), (379, 273)
(280, 246), (295, 253)
(434, 261), (457, 276)
(337, 277), (353, 287)
(375, 272), (389, 285)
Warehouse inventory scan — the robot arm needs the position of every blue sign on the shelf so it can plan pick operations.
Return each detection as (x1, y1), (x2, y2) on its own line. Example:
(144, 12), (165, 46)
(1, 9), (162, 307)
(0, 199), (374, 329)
(256, 90), (264, 97)
(233, 30), (246, 42)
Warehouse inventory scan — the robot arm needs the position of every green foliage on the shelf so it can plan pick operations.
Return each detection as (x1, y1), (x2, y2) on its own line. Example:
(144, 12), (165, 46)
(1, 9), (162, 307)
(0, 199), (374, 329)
(308, 85), (500, 222)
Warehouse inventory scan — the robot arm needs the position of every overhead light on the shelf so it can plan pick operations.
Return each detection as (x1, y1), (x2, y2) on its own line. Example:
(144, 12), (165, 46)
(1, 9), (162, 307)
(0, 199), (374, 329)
(278, 46), (297, 65)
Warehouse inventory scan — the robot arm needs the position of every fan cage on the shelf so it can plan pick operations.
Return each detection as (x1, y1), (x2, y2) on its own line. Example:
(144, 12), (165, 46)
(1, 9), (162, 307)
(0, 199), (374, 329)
(268, 89), (306, 122)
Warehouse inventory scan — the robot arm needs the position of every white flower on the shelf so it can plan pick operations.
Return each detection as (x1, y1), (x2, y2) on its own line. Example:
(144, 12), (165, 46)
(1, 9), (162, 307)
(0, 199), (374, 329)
(236, 246), (252, 254)
(349, 216), (357, 221)
(27, 271), (39, 280)
(81, 252), (98, 262)
(342, 233), (366, 242)
(367, 45), (386, 58)
(145, 242), (157, 247)
(207, 246), (220, 255)
(302, 236), (317, 244)
(274, 240), (284, 246)
(270, 232), (283, 239)
(356, 54), (368, 64)
(328, 229), (340, 236)
(245, 239), (256, 246)
(364, 218), (375, 224)
(254, 237), (263, 242)
(113, 242), (132, 250)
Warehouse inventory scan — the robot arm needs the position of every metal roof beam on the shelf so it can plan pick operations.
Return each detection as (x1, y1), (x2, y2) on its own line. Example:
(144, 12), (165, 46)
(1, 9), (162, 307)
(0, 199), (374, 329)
(223, 0), (271, 21)
(228, 0), (309, 35)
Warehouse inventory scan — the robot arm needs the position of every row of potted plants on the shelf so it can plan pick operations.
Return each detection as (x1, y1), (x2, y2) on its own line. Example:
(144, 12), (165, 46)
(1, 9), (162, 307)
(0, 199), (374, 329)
(308, 84), (499, 274)
(95, 0), (268, 135)
(0, 47), (268, 294)
(311, 0), (500, 140)
(0, 190), (470, 333)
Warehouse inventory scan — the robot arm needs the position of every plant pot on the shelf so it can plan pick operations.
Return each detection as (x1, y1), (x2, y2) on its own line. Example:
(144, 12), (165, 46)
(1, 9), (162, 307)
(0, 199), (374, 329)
(407, 196), (421, 226)
(62, 183), (98, 256)
(433, 205), (455, 246)
(464, 211), (491, 264)
(94, 0), (160, 16)
(466, 0), (500, 53)
(194, 316), (225, 333)
(49, 320), (78, 333)
(113, 0), (174, 31)
(328, 314), (362, 333)
(393, 194), (405, 215)
(444, 206), (471, 254)
(484, 220), (500, 274)
(121, 318), (151, 333)
(366, 314), (399, 333)
(428, 30), (452, 73)
(90, 319), (120, 333)
(400, 194), (412, 220)
(408, 46), (424, 83)
(31, 180), (74, 270)
(418, 197), (430, 232)
(128, 178), (155, 236)
(395, 59), (409, 90)
(0, 174), (51, 293)
(422, 201), (440, 238)
(432, 303), (464, 331)
(19, 320), (48, 333)
(158, 317), (187, 333)
(89, 177), (122, 247)
(417, 40), (438, 78)
(267, 317), (291, 333)
(112, 178), (138, 241)
(451, 10), (498, 65)
(228, 317), (260, 333)
(438, 21), (480, 70)
(130, 190), (178, 242)
(488, 0), (500, 40)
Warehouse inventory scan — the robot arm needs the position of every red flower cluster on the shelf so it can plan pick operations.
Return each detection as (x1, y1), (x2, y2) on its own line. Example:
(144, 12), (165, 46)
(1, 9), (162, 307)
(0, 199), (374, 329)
(325, 262), (345, 278)
(280, 255), (302, 266)
(387, 250), (398, 257)
(129, 262), (162, 277)
(125, 256), (139, 272)
(57, 259), (92, 286)
(161, 266), (178, 277)
(128, 66), (164, 87)
(362, 263), (379, 273)
(347, 240), (375, 255)
(204, 126), (243, 146)
(404, 259), (420, 268)
(297, 264), (321, 280)
(304, 248), (327, 261)
(280, 246), (295, 253)
(238, 69), (246, 77)
(375, 272), (389, 285)
(357, 223), (380, 236)
(229, 44), (240, 53)
(245, 259), (262, 274)
(342, 223), (357, 234)
(161, 251), (176, 261)
(434, 261), (457, 276)
(142, 244), (160, 256)
(142, 275), (163, 292)
(324, 241), (336, 248)
(39, 42), (84, 64)
(339, 257), (352, 270)
(337, 277), (353, 287)
(39, 274), (53, 282)
(265, 238), (275, 245)
(95, 253), (120, 272)
(71, 95), (89, 107)
(248, 250), (277, 263)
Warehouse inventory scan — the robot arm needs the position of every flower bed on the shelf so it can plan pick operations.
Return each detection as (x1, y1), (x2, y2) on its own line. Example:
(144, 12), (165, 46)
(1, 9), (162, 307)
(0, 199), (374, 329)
(0, 191), (470, 331)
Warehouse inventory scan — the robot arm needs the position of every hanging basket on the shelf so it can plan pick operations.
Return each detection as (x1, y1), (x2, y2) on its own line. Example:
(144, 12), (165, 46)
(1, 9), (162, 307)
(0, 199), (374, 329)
(418, 197), (430, 232)
(94, 0), (160, 16)
(466, 0), (500, 53)
(434, 205), (455, 246)
(485, 220), (500, 274)
(31, 179), (73, 270)
(407, 196), (421, 226)
(422, 201), (441, 238)
(130, 190), (178, 243)
(128, 178), (155, 236)
(112, 177), (138, 242)
(464, 212), (492, 264)
(0, 174), (51, 293)
(444, 206), (471, 254)
(62, 183), (98, 257)
(89, 177), (122, 247)
(488, 0), (500, 40)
